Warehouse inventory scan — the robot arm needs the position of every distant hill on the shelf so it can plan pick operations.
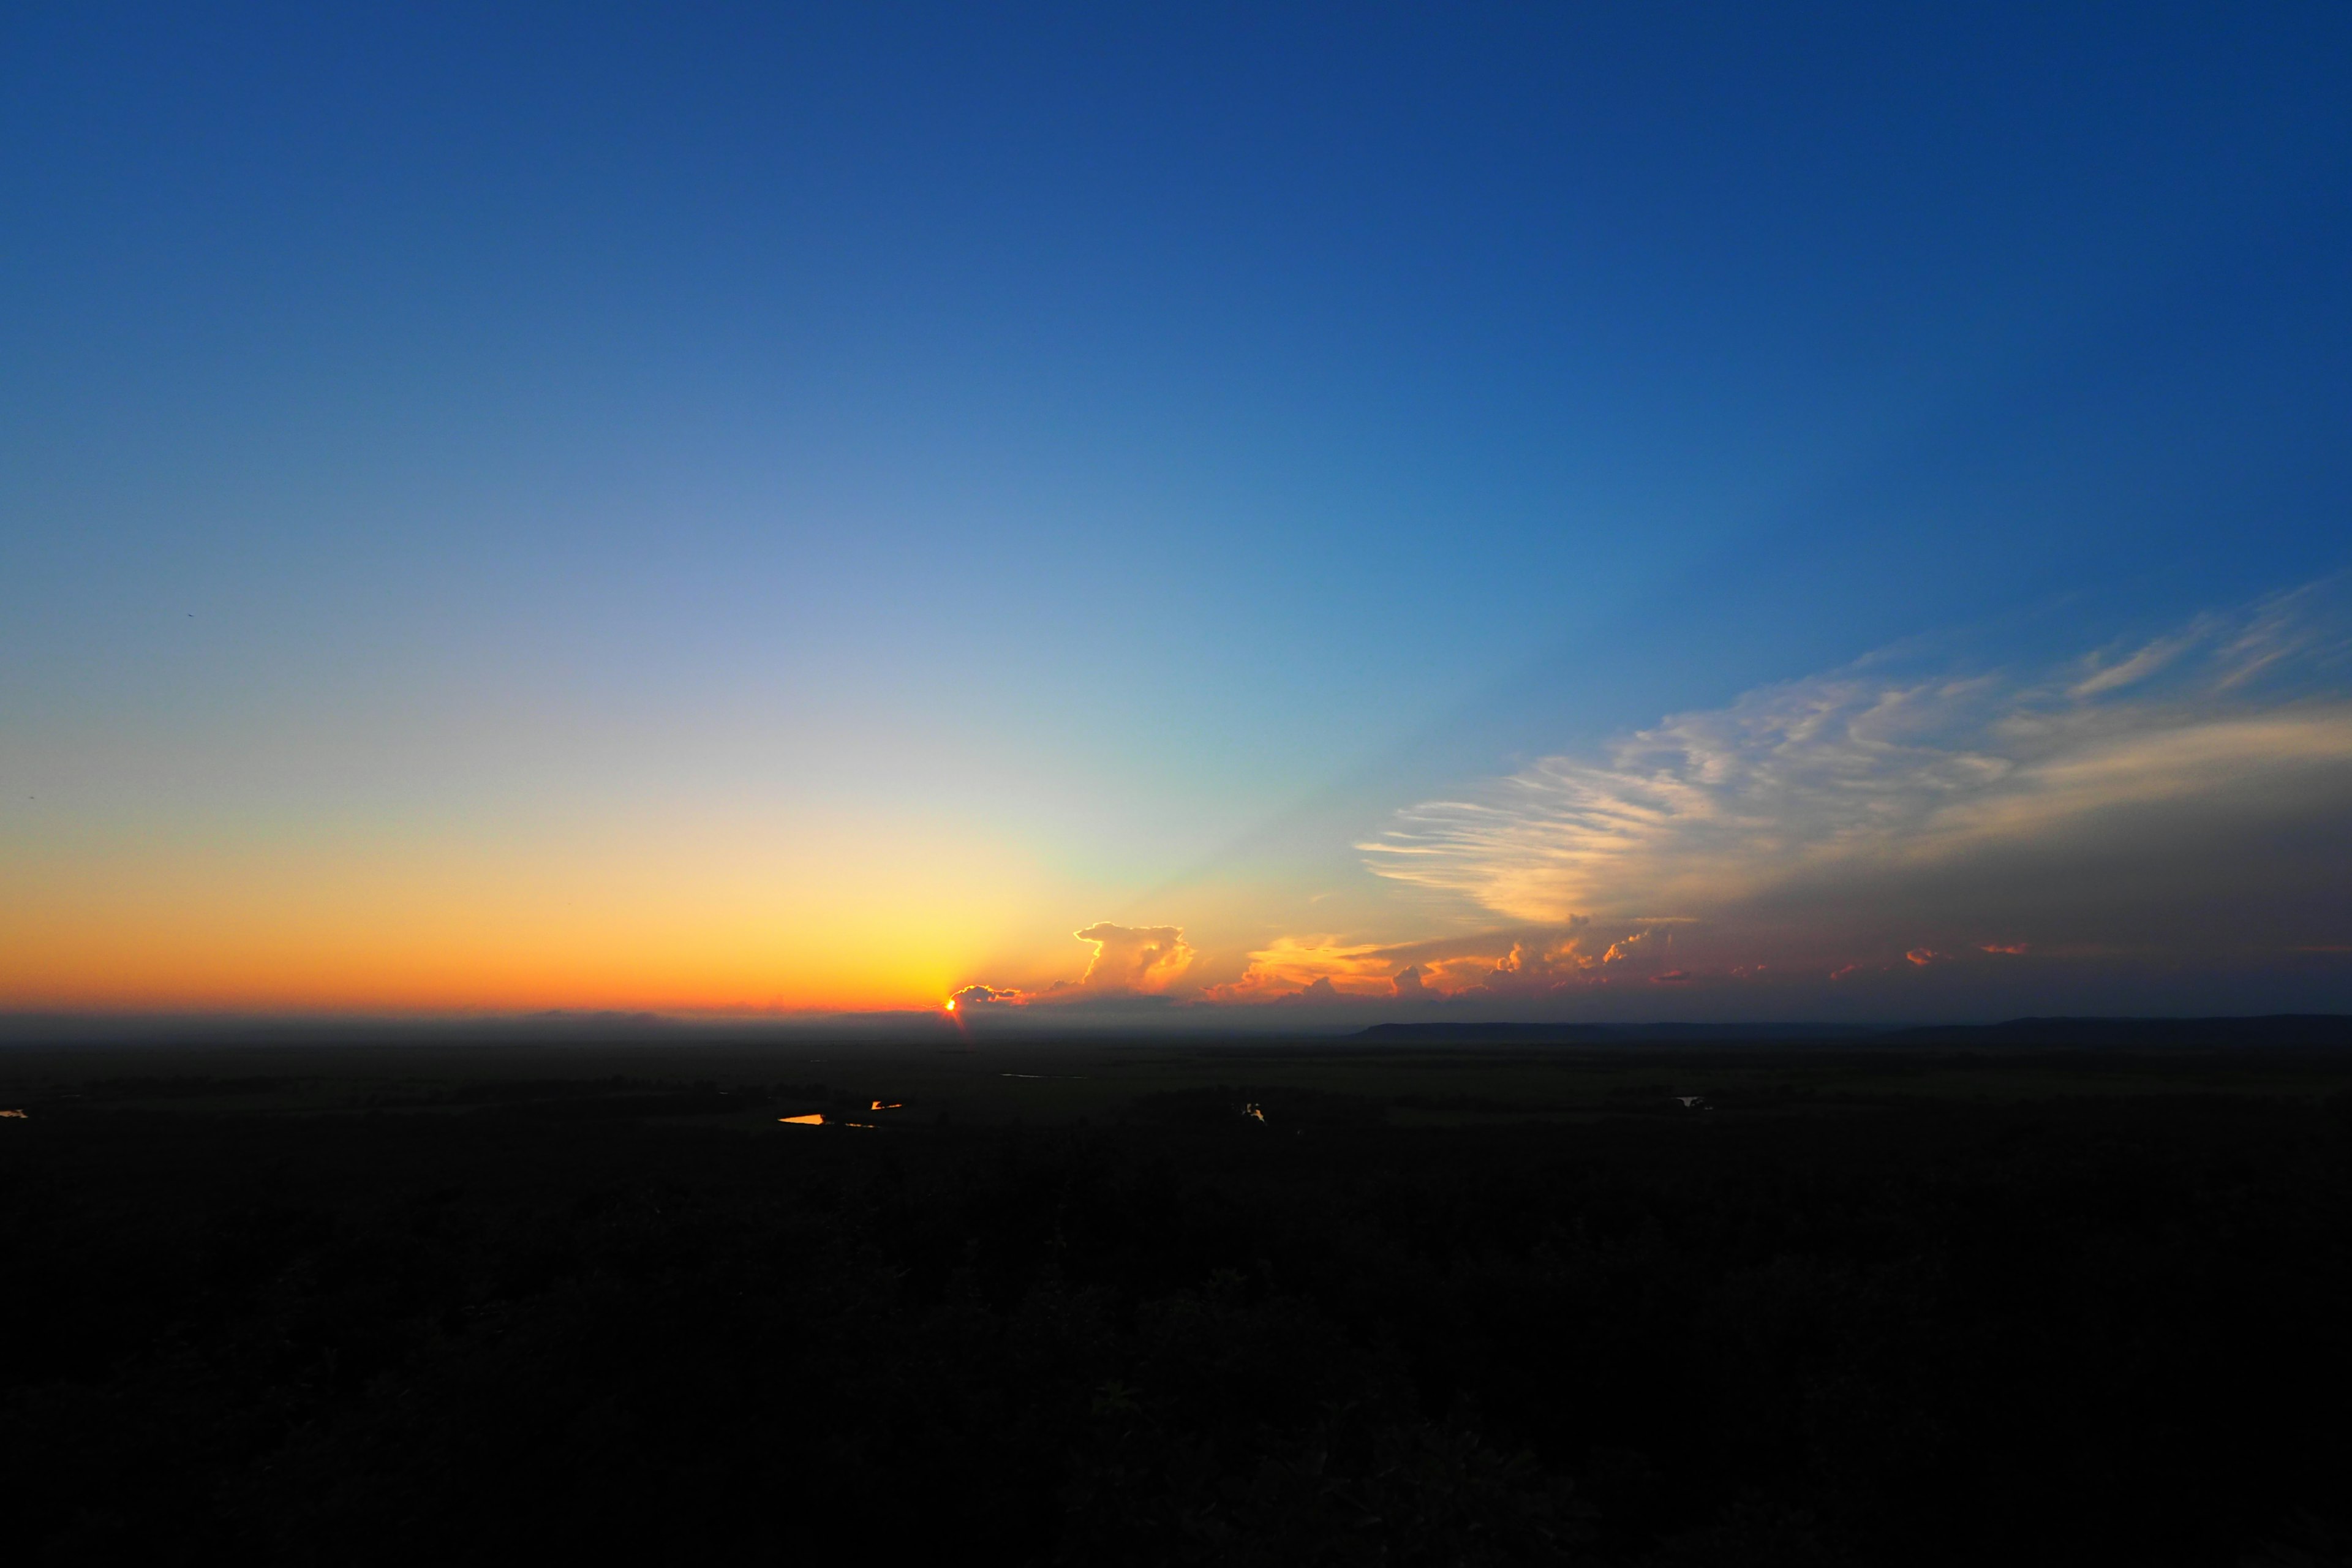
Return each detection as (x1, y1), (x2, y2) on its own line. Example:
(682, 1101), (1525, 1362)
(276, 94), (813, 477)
(1352, 1020), (1877, 1045)
(1879, 1014), (2352, 1048)
(1354, 1015), (2352, 1047)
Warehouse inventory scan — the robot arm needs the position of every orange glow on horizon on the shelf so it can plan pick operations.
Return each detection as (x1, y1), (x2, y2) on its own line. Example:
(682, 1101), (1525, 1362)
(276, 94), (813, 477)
(0, 791), (1069, 1014)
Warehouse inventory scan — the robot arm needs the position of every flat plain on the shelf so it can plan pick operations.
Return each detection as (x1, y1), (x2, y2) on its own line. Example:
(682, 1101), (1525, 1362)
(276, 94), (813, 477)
(6, 1025), (2350, 1566)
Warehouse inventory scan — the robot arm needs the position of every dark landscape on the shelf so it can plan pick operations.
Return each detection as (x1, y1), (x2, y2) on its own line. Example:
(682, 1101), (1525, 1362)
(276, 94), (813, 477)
(12, 6), (2352, 1564)
(7, 1020), (2351, 1566)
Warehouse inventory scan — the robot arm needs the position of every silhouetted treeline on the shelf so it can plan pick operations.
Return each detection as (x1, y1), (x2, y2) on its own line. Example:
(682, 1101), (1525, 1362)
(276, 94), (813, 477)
(4, 1061), (2351, 1564)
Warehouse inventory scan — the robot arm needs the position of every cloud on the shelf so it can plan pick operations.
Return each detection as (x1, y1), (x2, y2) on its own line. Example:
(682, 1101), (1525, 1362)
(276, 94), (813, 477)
(1203, 920), (1705, 1005)
(1202, 935), (1433, 1002)
(1071, 922), (1194, 993)
(1361, 586), (2352, 948)
(945, 586), (2349, 1023)
(2068, 628), (2203, 698)
(947, 921), (1194, 1013)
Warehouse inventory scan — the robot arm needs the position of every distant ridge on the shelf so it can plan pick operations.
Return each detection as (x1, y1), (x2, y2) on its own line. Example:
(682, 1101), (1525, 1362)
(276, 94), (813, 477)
(1355, 1016), (2352, 1047)
(1352, 1021), (1876, 1044)
(1879, 1014), (2352, 1048)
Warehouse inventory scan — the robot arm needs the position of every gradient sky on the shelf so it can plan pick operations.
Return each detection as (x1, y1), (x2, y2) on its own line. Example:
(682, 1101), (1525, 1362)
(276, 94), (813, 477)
(5, 2), (2350, 1022)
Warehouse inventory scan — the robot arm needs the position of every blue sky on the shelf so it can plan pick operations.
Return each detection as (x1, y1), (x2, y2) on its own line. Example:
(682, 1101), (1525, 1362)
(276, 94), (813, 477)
(4, 3), (2349, 1018)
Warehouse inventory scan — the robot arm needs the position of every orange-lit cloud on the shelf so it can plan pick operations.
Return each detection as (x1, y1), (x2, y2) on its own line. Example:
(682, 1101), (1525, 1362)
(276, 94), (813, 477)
(1905, 948), (1942, 967)
(946, 921), (1197, 1011)
(1201, 935), (1415, 1001)
(1069, 922), (1193, 992)
(1197, 919), (1725, 1005)
(1981, 942), (2029, 956)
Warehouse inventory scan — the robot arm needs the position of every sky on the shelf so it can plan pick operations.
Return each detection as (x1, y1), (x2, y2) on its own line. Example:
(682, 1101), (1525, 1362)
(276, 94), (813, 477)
(4, 2), (2350, 1024)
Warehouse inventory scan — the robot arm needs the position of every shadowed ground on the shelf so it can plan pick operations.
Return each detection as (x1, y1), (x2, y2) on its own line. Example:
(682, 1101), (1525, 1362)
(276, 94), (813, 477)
(4, 1025), (2350, 1564)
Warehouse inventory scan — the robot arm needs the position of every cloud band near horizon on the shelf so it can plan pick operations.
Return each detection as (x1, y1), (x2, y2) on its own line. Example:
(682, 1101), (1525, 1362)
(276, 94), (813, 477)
(956, 584), (2352, 1012)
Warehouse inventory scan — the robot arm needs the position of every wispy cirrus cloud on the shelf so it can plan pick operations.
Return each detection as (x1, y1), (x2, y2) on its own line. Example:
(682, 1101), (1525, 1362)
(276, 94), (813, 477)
(1362, 584), (2352, 936)
(947, 587), (2351, 1021)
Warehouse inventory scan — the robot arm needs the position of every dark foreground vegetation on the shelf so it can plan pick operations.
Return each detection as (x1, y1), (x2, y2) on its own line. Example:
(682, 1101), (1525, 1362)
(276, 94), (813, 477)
(4, 1031), (2351, 1565)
